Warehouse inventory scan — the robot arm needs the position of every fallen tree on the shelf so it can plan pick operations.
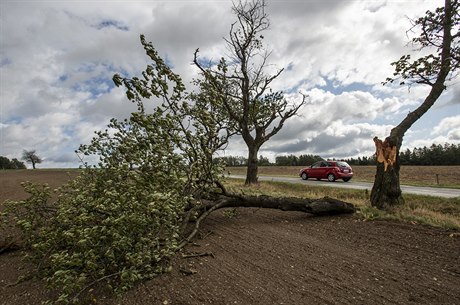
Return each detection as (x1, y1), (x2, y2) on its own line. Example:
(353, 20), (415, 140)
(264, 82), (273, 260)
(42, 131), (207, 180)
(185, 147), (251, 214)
(0, 9), (353, 304)
(2, 170), (354, 305)
(212, 195), (354, 215)
(179, 194), (354, 250)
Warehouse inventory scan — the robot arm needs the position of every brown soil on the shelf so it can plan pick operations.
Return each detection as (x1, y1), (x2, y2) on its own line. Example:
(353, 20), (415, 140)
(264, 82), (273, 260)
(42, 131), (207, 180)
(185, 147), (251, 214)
(1, 170), (459, 305)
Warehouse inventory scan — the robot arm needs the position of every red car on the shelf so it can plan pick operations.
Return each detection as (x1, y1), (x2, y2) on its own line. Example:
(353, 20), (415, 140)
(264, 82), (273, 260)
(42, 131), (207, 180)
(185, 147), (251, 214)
(299, 160), (353, 182)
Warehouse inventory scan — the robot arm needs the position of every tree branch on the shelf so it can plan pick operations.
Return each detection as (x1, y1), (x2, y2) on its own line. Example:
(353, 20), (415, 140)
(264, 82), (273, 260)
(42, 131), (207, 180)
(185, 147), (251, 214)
(177, 193), (355, 249)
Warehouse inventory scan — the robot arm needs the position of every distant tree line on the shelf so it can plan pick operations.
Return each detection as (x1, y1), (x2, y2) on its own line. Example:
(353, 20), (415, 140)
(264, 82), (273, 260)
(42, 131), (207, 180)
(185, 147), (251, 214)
(275, 154), (324, 166)
(216, 156), (248, 167)
(220, 143), (460, 167)
(345, 143), (460, 166)
(0, 156), (26, 169)
(342, 156), (376, 166)
(217, 154), (323, 167)
(399, 143), (460, 165)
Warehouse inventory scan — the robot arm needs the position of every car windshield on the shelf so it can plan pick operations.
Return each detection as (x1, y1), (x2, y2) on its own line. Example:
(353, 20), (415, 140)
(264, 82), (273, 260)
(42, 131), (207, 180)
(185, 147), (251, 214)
(336, 161), (350, 167)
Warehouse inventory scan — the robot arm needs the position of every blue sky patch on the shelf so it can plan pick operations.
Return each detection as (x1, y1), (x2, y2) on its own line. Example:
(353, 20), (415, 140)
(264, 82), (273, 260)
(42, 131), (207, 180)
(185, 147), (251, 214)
(0, 57), (12, 67)
(72, 76), (115, 98)
(96, 20), (129, 31)
(320, 78), (374, 95)
(195, 56), (219, 69)
(59, 74), (68, 82)
(5, 115), (23, 124)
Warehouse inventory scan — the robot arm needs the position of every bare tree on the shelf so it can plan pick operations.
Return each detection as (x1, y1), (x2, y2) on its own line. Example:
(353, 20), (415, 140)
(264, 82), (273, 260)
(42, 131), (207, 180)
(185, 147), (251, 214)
(21, 150), (42, 169)
(371, 0), (459, 209)
(194, 0), (307, 185)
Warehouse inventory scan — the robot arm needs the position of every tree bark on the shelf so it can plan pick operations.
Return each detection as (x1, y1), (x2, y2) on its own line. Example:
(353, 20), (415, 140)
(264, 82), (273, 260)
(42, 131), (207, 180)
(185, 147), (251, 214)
(370, 136), (404, 209)
(219, 194), (355, 215)
(245, 145), (259, 185)
(179, 194), (355, 250)
(370, 155), (404, 209)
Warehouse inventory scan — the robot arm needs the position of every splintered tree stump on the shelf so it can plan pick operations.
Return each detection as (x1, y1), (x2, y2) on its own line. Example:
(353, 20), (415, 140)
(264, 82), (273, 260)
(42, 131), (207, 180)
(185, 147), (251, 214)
(371, 136), (404, 209)
(373, 136), (397, 172)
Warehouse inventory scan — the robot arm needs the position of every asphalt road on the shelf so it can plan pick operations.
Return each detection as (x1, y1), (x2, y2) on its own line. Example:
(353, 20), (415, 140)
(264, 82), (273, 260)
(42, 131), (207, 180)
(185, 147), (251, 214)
(229, 175), (460, 198)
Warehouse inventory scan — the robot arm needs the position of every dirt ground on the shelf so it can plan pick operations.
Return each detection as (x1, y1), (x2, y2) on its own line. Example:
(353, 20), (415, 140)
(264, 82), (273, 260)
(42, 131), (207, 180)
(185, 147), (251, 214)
(1, 170), (459, 305)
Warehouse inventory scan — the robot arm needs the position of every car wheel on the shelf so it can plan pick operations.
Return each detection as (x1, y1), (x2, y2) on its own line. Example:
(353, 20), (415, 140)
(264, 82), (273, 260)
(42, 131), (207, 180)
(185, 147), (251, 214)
(327, 173), (335, 182)
(343, 178), (351, 182)
(301, 172), (308, 180)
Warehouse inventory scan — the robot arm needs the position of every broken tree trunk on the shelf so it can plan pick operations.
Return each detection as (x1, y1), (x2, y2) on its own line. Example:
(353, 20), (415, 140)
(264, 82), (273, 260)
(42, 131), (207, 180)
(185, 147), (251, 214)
(178, 194), (355, 249)
(370, 0), (457, 210)
(217, 195), (355, 216)
(371, 136), (404, 209)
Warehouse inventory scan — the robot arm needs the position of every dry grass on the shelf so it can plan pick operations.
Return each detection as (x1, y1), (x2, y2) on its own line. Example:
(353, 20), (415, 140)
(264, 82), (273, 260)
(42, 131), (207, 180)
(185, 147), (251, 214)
(2, 169), (458, 231)
(223, 178), (460, 230)
(226, 165), (460, 188)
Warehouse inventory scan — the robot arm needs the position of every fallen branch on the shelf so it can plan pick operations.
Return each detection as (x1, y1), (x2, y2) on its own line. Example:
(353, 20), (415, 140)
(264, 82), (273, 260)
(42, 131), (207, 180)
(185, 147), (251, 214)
(177, 194), (355, 250)
(182, 252), (214, 259)
(199, 230), (213, 240)
(212, 194), (356, 216)
(177, 199), (226, 250)
(179, 266), (198, 275)
(6, 274), (35, 287)
(0, 240), (21, 255)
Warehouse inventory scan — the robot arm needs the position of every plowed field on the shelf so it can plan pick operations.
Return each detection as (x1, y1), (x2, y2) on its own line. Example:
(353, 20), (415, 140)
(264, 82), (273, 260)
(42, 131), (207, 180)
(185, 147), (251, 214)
(1, 170), (459, 305)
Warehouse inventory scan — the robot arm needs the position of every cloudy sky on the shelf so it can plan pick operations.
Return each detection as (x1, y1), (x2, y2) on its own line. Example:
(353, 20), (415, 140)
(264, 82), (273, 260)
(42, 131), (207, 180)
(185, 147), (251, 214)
(1, 0), (459, 168)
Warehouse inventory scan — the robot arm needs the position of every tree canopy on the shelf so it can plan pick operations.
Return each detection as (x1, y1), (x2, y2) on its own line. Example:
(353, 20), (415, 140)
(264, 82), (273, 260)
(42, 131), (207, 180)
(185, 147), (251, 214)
(0, 156), (26, 169)
(3, 35), (228, 304)
(193, 0), (307, 184)
(21, 150), (42, 169)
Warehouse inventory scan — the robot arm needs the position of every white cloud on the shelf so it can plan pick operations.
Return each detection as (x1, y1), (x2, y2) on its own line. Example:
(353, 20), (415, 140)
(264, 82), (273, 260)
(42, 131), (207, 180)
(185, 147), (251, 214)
(447, 129), (460, 141)
(0, 0), (456, 167)
(432, 115), (460, 137)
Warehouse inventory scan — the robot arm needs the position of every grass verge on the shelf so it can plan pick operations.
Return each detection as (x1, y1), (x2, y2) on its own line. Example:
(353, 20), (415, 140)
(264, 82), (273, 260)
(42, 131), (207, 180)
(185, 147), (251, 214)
(223, 178), (460, 230)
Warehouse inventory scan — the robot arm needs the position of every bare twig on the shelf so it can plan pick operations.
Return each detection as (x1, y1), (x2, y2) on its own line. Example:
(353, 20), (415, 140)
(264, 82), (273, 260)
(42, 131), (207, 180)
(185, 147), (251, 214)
(0, 240), (21, 255)
(181, 252), (214, 259)
(179, 266), (197, 275)
(71, 272), (120, 303)
(6, 273), (36, 287)
(177, 199), (227, 250)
